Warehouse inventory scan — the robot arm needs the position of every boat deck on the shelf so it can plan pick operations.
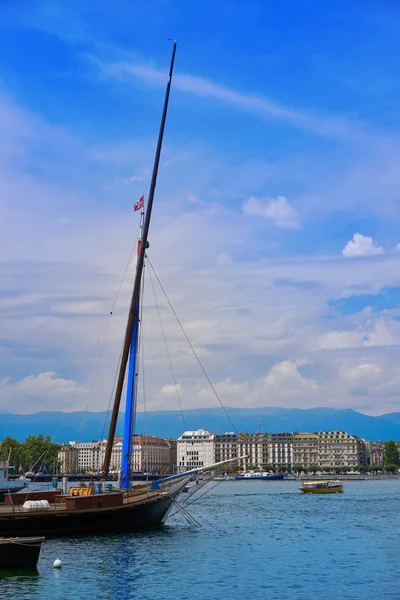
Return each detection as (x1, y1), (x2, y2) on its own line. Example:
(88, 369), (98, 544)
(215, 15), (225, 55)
(0, 488), (170, 516)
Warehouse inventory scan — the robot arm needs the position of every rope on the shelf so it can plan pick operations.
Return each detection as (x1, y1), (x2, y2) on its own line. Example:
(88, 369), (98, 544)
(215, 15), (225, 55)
(139, 265), (148, 479)
(170, 498), (201, 527)
(4, 539), (44, 548)
(148, 259), (186, 428)
(100, 346), (123, 442)
(147, 258), (237, 434)
(99, 216), (144, 444)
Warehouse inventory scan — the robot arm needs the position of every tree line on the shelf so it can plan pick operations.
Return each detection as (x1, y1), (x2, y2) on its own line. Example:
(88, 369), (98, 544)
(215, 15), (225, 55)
(0, 435), (59, 473)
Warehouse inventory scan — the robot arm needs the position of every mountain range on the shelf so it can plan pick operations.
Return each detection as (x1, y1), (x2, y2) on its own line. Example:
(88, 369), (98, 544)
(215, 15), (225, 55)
(1, 407), (400, 443)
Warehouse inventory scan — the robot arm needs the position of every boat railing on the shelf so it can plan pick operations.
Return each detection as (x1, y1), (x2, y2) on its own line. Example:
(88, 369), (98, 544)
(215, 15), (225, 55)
(3, 500), (67, 515)
(0, 460), (9, 470)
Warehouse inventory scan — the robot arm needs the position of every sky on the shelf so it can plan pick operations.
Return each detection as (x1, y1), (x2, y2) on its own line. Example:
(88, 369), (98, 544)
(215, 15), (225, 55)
(1, 0), (400, 417)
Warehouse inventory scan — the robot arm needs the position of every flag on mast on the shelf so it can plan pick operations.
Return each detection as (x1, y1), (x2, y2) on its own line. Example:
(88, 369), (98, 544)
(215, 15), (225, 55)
(134, 195), (144, 212)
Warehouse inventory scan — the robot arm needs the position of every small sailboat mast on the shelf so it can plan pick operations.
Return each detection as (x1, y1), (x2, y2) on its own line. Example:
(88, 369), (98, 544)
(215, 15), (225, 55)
(102, 41), (177, 477)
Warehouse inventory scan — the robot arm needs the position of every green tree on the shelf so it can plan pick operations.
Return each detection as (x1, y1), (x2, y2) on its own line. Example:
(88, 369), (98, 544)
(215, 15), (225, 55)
(228, 465), (242, 473)
(384, 464), (398, 473)
(262, 464), (274, 472)
(0, 436), (23, 470)
(247, 463), (259, 470)
(368, 465), (381, 472)
(292, 464), (304, 473)
(384, 441), (400, 466)
(22, 435), (59, 473)
(307, 465), (320, 474)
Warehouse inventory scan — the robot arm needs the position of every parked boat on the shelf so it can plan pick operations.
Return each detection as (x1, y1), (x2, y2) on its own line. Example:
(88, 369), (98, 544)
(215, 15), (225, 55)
(235, 470), (284, 481)
(0, 460), (30, 501)
(299, 480), (343, 494)
(0, 537), (44, 569)
(0, 43), (241, 538)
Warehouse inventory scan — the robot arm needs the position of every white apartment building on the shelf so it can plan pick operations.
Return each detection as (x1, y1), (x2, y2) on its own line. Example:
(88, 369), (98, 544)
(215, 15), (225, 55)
(69, 440), (106, 472)
(177, 429), (216, 471)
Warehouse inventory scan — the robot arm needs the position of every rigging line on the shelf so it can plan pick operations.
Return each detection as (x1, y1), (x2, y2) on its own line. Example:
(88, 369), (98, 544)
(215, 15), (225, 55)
(96, 220), (144, 441)
(139, 263), (149, 478)
(134, 253), (146, 437)
(45, 308), (112, 453)
(148, 257), (186, 428)
(171, 499), (201, 527)
(100, 346), (123, 443)
(133, 211), (145, 439)
(147, 258), (237, 434)
(179, 478), (225, 511)
(109, 217), (144, 317)
(51, 218), (144, 448)
(76, 315), (113, 440)
(98, 220), (145, 445)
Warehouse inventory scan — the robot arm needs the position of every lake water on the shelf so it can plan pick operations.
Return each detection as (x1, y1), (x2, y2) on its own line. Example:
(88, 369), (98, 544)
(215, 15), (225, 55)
(1, 479), (399, 599)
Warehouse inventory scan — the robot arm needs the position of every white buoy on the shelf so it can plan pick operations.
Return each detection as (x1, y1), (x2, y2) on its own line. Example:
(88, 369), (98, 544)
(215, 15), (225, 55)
(53, 558), (62, 569)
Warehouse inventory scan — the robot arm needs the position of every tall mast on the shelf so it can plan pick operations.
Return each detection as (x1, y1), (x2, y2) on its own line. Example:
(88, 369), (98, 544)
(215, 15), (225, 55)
(102, 41), (177, 476)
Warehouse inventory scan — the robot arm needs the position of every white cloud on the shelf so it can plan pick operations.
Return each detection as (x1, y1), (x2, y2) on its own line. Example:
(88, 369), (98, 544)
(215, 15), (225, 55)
(160, 383), (182, 396)
(262, 359), (317, 395)
(16, 372), (80, 398)
(3, 65), (400, 416)
(0, 372), (87, 413)
(342, 233), (384, 258)
(102, 61), (357, 140)
(242, 195), (299, 229)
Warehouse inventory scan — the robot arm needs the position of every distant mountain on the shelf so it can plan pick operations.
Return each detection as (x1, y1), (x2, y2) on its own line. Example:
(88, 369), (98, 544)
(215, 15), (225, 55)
(1, 406), (400, 442)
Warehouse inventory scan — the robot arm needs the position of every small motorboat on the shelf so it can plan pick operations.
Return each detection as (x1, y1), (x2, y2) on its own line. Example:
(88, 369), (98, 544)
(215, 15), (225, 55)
(299, 480), (343, 494)
(0, 460), (30, 502)
(235, 470), (284, 481)
(0, 537), (44, 568)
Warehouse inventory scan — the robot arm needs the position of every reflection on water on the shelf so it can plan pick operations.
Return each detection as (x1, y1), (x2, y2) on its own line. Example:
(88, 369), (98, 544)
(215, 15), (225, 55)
(0, 481), (399, 599)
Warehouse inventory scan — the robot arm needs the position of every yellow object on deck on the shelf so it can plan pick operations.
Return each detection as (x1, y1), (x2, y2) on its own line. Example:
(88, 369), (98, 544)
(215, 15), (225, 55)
(69, 487), (94, 496)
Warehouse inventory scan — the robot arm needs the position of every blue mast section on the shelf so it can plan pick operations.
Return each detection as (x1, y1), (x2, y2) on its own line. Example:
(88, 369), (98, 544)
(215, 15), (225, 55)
(120, 295), (140, 489)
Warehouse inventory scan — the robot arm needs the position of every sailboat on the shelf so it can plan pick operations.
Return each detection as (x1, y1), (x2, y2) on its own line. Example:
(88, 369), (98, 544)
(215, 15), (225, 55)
(0, 42), (238, 537)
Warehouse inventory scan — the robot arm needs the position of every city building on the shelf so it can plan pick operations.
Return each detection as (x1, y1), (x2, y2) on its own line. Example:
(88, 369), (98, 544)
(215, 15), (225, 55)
(293, 431), (367, 469)
(267, 433), (293, 470)
(235, 432), (293, 471)
(293, 433), (319, 468)
(214, 432), (238, 465)
(371, 442), (385, 466)
(57, 427), (371, 475)
(57, 444), (79, 474)
(177, 429), (215, 471)
(163, 438), (177, 474)
(237, 432), (264, 470)
(131, 436), (171, 474)
(69, 440), (107, 473)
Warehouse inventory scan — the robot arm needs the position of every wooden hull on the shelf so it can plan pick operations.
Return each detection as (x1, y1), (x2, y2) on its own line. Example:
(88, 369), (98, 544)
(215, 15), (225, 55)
(0, 493), (182, 537)
(0, 537), (44, 568)
(300, 486), (343, 494)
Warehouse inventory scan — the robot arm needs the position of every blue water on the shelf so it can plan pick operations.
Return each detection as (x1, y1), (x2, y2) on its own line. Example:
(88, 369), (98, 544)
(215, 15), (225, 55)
(1, 480), (399, 599)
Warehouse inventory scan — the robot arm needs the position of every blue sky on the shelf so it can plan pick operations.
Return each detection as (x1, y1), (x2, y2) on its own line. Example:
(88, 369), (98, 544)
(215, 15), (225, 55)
(1, 0), (400, 417)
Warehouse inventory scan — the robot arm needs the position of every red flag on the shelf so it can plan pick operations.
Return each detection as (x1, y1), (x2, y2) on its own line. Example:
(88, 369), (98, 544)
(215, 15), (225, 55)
(134, 195), (144, 212)
(18, 465), (23, 473)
